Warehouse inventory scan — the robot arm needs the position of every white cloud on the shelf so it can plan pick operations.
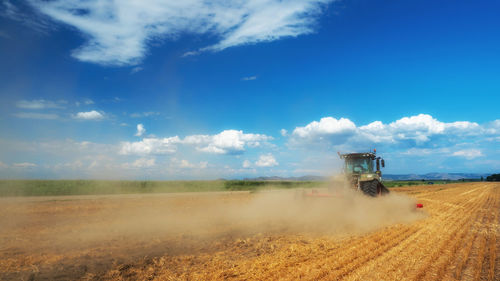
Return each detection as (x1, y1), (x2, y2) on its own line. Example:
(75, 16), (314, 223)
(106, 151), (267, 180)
(135, 124), (146, 137)
(452, 149), (483, 159)
(242, 160), (252, 168)
(125, 157), (156, 168)
(290, 114), (486, 147)
(120, 129), (272, 156)
(25, 0), (332, 66)
(255, 154), (279, 167)
(13, 162), (37, 168)
(13, 112), (59, 120)
(74, 110), (104, 120)
(120, 136), (181, 155)
(170, 158), (208, 169)
(130, 66), (143, 74)
(16, 99), (65, 109)
(361, 114), (481, 144)
(280, 129), (288, 136)
(130, 112), (160, 118)
(485, 120), (500, 135)
(83, 99), (94, 105)
(292, 117), (356, 141)
(1, 0), (51, 33)
(183, 129), (272, 154)
(241, 76), (257, 81)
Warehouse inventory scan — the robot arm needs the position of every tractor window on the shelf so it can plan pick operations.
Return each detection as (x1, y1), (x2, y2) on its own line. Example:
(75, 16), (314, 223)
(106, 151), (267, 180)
(345, 158), (373, 173)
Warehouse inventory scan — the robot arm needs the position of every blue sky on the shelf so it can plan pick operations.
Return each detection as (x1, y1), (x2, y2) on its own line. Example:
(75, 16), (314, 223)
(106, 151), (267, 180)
(0, 0), (499, 179)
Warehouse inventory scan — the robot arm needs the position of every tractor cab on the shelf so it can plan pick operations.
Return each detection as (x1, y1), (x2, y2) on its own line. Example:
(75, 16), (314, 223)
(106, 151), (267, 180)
(338, 150), (389, 197)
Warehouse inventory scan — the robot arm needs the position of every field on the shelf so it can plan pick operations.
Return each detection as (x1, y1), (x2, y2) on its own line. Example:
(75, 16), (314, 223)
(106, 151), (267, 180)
(0, 182), (498, 280)
(0, 180), (323, 197)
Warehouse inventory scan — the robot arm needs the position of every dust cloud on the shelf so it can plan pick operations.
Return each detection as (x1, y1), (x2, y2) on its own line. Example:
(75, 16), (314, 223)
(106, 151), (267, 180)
(35, 183), (426, 248)
(0, 183), (427, 279)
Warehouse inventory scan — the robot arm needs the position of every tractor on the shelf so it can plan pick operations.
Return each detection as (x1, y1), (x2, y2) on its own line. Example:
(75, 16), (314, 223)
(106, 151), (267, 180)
(338, 150), (390, 197)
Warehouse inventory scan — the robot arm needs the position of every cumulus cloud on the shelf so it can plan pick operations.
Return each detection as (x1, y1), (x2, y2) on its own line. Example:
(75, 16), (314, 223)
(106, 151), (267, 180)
(452, 149), (483, 159)
(23, 0), (332, 65)
(120, 136), (181, 155)
(135, 124), (146, 137)
(280, 129), (288, 136)
(183, 130), (273, 154)
(485, 120), (500, 135)
(16, 99), (65, 109)
(255, 154), (279, 167)
(291, 114), (485, 148)
(120, 129), (272, 156)
(291, 117), (357, 146)
(74, 110), (104, 120)
(293, 117), (357, 138)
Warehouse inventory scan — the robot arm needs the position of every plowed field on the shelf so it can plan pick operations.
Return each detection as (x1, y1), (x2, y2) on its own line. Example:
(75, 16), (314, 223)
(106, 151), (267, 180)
(1, 182), (499, 280)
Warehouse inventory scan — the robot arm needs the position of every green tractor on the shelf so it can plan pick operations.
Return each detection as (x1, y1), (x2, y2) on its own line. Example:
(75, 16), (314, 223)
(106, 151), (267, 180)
(338, 150), (390, 197)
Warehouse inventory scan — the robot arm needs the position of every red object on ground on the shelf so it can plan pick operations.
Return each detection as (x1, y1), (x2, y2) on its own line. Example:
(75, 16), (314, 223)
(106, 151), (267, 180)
(416, 203), (424, 208)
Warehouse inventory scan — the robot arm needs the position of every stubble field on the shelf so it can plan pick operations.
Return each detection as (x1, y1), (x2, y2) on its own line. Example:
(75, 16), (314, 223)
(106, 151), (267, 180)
(0, 182), (498, 280)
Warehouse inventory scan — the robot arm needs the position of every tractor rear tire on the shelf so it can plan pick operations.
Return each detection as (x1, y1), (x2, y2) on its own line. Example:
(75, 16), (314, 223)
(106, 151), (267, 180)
(360, 180), (378, 197)
(360, 180), (388, 197)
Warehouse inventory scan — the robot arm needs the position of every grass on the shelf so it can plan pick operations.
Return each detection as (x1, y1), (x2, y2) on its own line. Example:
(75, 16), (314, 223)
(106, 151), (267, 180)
(382, 180), (451, 188)
(0, 180), (325, 197)
(223, 180), (323, 192)
(0, 180), (228, 197)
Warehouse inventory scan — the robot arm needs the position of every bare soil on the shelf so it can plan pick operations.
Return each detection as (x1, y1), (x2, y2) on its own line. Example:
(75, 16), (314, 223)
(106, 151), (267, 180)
(0, 183), (498, 280)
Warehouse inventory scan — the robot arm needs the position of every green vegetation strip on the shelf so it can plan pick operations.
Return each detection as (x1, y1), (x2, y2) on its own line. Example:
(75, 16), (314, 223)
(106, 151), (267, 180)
(223, 180), (322, 191)
(0, 180), (324, 197)
(0, 179), (479, 197)
(0, 180), (227, 197)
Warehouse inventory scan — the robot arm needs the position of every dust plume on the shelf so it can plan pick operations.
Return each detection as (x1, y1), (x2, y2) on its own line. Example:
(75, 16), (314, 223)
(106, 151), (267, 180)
(0, 183), (426, 279)
(25, 183), (425, 247)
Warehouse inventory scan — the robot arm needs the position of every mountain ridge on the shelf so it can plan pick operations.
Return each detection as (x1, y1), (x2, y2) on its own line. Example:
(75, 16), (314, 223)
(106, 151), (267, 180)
(241, 173), (490, 181)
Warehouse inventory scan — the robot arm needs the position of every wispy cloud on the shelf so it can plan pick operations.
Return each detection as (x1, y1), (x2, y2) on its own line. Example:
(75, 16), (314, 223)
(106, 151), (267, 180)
(13, 162), (37, 168)
(13, 112), (59, 120)
(22, 0), (333, 66)
(241, 76), (257, 81)
(16, 99), (65, 109)
(1, 0), (51, 33)
(130, 66), (143, 74)
(452, 149), (483, 159)
(130, 112), (160, 118)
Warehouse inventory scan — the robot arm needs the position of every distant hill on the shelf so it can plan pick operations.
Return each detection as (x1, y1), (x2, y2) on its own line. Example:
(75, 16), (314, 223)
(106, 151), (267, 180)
(242, 175), (327, 181)
(242, 173), (489, 181)
(383, 173), (489, 181)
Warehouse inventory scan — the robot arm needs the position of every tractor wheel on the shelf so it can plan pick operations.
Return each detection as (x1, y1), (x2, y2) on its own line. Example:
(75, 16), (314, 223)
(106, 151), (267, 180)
(360, 180), (380, 197)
